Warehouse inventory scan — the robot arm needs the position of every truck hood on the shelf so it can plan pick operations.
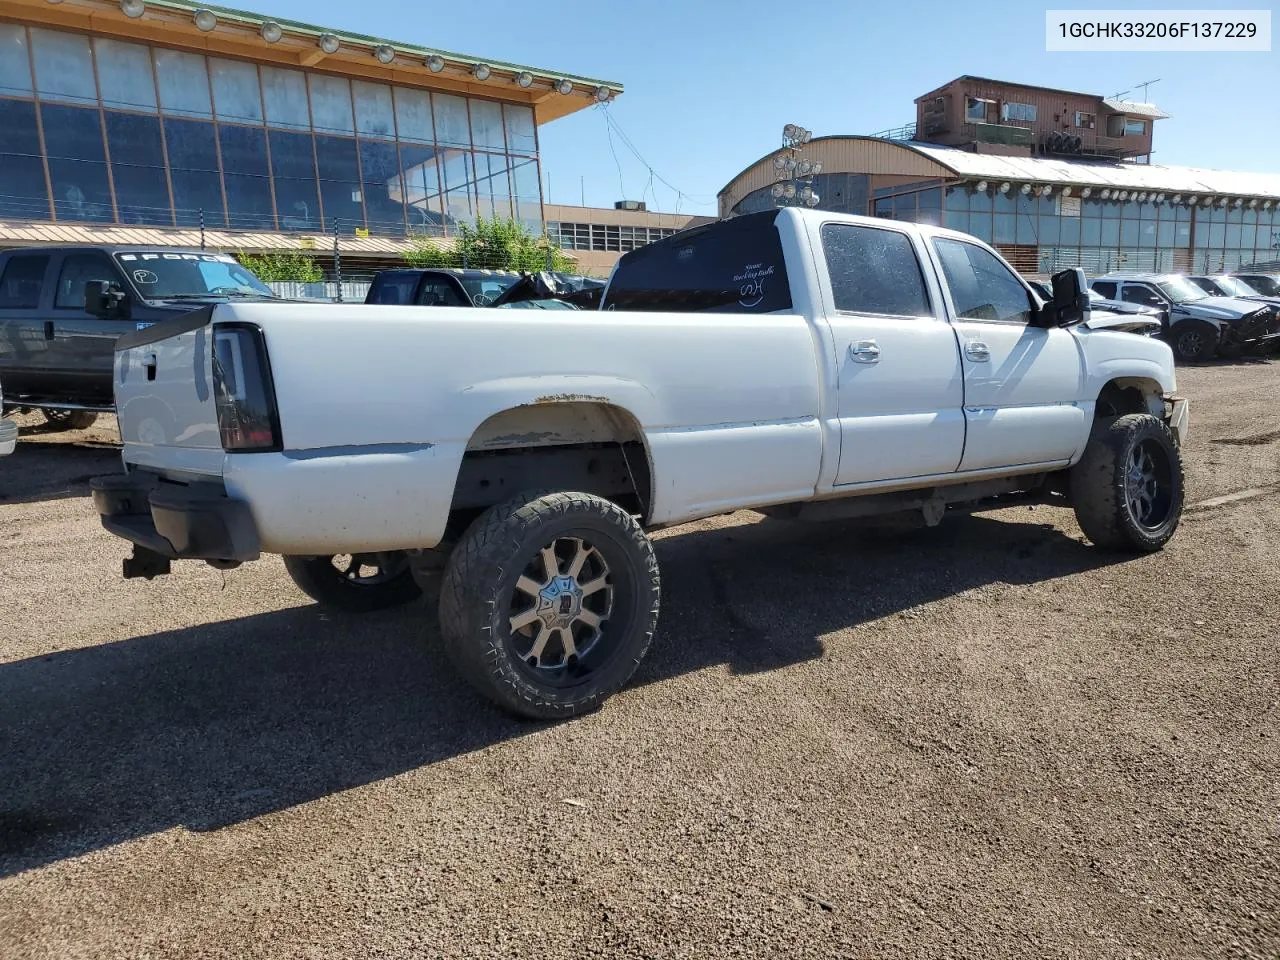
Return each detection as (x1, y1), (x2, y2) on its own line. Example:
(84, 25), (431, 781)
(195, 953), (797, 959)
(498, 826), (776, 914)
(1175, 296), (1263, 320)
(1083, 307), (1162, 335)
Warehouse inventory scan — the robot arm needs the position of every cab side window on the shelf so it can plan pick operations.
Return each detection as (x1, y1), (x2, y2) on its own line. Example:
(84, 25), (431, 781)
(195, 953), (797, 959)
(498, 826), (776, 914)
(933, 238), (1034, 324)
(55, 253), (120, 310)
(417, 280), (467, 307)
(1121, 284), (1163, 308)
(820, 222), (932, 318)
(0, 255), (50, 309)
(1092, 281), (1117, 299)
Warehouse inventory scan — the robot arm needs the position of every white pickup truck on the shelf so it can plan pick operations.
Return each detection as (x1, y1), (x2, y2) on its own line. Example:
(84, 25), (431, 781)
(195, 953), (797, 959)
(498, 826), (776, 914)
(91, 209), (1189, 719)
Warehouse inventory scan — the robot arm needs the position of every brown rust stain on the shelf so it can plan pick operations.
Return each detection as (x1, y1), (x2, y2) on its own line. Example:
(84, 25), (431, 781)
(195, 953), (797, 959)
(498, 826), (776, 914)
(530, 393), (611, 404)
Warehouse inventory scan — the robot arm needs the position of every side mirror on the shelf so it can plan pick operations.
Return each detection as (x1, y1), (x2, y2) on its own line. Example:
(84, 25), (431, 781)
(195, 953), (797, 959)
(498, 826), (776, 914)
(84, 280), (129, 319)
(1041, 267), (1088, 327)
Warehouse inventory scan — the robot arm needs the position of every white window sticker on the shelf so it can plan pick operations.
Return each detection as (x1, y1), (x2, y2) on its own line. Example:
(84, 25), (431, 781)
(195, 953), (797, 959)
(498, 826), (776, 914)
(733, 263), (775, 309)
(132, 269), (159, 285)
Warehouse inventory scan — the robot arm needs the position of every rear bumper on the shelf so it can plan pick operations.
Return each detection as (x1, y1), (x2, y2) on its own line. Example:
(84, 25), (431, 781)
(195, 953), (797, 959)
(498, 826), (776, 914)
(90, 471), (260, 564)
(0, 418), (16, 456)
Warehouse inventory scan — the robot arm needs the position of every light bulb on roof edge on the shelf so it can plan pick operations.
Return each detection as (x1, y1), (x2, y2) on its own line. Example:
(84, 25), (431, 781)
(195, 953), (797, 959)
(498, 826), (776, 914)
(594, 86), (611, 102)
(783, 183), (796, 199)
(999, 182), (1010, 193)
(260, 21), (282, 42)
(771, 184), (784, 199)
(811, 161), (823, 174)
(975, 180), (988, 192)
(318, 33), (340, 54)
(120, 0), (145, 15)
(426, 55), (445, 72)
(374, 45), (395, 64)
(472, 63), (491, 81)
(193, 9), (217, 31)
(515, 71), (533, 88)
(783, 123), (797, 138)
(553, 78), (573, 95)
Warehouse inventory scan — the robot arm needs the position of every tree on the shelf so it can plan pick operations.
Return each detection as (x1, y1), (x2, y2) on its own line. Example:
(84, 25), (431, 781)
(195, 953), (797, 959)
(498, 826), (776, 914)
(236, 251), (324, 283)
(404, 216), (576, 273)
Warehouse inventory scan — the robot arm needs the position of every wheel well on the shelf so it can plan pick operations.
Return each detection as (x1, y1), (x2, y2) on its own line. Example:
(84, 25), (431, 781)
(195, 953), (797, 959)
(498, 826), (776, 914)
(445, 402), (654, 537)
(1096, 378), (1164, 419)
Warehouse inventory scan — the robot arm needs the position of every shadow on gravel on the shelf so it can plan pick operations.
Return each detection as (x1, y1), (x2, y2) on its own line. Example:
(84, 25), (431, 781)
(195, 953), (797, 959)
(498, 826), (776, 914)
(0, 440), (121, 506)
(0, 510), (1129, 876)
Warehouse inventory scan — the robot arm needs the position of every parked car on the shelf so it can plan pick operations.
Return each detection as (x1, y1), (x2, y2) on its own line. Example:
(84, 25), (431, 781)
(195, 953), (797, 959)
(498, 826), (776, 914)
(364, 268), (605, 310)
(1027, 279), (1165, 332)
(90, 209), (1188, 719)
(1233, 272), (1280, 297)
(1090, 272), (1280, 362)
(1186, 274), (1280, 312)
(0, 377), (16, 456)
(0, 246), (279, 429)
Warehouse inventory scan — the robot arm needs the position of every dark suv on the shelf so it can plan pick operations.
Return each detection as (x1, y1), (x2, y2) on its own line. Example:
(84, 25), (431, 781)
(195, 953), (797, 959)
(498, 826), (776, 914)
(0, 246), (277, 429)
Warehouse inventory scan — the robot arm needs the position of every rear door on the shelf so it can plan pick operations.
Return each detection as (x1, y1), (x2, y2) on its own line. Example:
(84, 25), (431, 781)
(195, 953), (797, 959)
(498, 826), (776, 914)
(931, 237), (1085, 472)
(820, 221), (966, 485)
(0, 252), (53, 397)
(47, 250), (137, 403)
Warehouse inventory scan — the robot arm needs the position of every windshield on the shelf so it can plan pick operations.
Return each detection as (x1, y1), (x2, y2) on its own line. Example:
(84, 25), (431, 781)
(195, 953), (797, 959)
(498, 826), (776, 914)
(458, 275), (520, 306)
(1241, 275), (1280, 296)
(115, 252), (276, 299)
(1214, 276), (1258, 298)
(1155, 278), (1208, 303)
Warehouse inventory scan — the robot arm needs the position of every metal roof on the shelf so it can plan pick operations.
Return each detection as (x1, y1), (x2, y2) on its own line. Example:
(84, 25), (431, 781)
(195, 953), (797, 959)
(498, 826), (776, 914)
(118, 0), (623, 91)
(0, 220), (445, 255)
(1101, 98), (1170, 120)
(900, 142), (1280, 199)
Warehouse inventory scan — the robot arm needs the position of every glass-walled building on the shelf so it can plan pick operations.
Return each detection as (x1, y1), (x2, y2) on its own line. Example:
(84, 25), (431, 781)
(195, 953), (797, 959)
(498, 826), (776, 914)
(0, 0), (621, 251)
(720, 135), (1280, 276)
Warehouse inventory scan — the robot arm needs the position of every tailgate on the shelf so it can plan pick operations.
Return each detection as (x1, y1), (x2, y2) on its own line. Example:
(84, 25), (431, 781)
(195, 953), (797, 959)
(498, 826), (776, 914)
(114, 307), (224, 477)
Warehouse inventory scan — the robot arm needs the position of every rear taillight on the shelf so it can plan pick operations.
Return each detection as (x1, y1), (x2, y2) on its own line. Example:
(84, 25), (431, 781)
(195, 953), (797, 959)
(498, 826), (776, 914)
(212, 323), (282, 452)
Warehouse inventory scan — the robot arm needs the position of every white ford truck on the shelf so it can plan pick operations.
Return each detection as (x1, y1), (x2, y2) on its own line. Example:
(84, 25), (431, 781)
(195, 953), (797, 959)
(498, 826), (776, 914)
(91, 209), (1189, 719)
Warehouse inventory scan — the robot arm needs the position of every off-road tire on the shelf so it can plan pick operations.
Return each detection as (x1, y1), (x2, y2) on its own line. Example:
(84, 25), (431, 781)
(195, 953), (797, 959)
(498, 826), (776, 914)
(1170, 320), (1218, 363)
(283, 553), (421, 612)
(1070, 414), (1184, 552)
(438, 491), (660, 720)
(42, 409), (99, 430)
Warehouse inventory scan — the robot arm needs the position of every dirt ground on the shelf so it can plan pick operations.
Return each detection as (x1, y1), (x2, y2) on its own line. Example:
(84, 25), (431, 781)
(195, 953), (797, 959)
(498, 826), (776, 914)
(1, 360), (1277, 960)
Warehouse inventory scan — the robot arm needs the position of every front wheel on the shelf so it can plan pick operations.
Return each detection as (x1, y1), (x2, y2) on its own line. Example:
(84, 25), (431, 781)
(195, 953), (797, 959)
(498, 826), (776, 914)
(283, 552), (421, 612)
(1070, 414), (1184, 552)
(43, 409), (99, 430)
(1170, 320), (1218, 363)
(438, 491), (660, 720)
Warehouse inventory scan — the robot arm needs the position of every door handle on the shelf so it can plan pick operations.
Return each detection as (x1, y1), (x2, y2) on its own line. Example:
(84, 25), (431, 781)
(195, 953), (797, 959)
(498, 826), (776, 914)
(849, 340), (880, 363)
(965, 340), (991, 362)
(143, 353), (157, 381)
(43, 321), (54, 341)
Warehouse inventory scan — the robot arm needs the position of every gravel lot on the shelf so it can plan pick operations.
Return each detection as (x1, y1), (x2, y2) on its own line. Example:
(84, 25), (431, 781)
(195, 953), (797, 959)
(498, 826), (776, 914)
(1, 361), (1278, 960)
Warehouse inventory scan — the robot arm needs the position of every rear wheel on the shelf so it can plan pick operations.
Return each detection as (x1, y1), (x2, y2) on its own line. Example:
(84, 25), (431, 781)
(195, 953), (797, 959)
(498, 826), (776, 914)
(1170, 320), (1218, 362)
(283, 552), (421, 612)
(438, 491), (660, 720)
(42, 409), (99, 430)
(1070, 414), (1184, 552)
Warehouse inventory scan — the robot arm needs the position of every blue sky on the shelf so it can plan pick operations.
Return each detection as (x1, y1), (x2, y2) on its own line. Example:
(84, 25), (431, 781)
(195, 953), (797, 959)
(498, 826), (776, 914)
(261, 0), (1277, 214)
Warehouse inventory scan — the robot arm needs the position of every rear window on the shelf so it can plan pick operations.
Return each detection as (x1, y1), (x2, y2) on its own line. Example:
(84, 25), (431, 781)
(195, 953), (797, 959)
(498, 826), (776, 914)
(602, 211), (792, 313)
(0, 254), (49, 309)
(820, 223), (931, 317)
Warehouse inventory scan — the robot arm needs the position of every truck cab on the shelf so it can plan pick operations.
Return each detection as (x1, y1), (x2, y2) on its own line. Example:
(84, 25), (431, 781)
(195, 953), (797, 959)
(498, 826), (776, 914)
(0, 246), (277, 429)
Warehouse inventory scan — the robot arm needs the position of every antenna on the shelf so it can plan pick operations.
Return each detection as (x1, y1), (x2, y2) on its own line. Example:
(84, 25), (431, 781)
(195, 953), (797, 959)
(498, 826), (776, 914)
(1134, 78), (1161, 101)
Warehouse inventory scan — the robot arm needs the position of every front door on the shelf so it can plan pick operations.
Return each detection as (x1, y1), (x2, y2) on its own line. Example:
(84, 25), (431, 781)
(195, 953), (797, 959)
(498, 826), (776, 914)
(931, 237), (1085, 472)
(47, 251), (136, 403)
(820, 221), (966, 485)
